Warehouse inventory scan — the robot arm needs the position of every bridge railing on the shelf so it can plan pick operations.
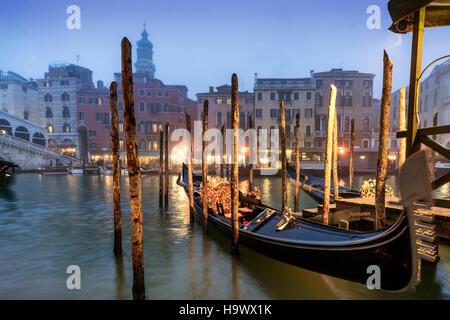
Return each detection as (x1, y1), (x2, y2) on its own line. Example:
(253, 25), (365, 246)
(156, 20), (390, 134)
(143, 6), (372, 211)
(0, 132), (81, 164)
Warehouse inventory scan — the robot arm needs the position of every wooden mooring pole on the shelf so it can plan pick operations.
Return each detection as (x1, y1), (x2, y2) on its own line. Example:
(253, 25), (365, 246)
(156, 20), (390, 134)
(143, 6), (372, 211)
(185, 113), (194, 222)
(164, 122), (169, 208)
(110, 81), (122, 256)
(430, 112), (438, 181)
(231, 73), (240, 255)
(323, 84), (337, 225)
(349, 118), (355, 189)
(220, 125), (225, 179)
(280, 100), (288, 213)
(121, 37), (145, 300)
(159, 129), (164, 207)
(294, 113), (300, 212)
(375, 50), (393, 231)
(202, 100), (209, 233)
(248, 113), (254, 192)
(332, 109), (339, 200)
(398, 85), (406, 173)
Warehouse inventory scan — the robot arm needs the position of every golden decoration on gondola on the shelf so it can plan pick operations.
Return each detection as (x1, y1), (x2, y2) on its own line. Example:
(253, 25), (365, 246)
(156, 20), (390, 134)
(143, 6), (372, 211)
(359, 179), (394, 198)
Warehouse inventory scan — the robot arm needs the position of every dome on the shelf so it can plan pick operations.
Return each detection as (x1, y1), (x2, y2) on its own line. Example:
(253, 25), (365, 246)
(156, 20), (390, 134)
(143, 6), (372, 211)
(137, 28), (153, 49)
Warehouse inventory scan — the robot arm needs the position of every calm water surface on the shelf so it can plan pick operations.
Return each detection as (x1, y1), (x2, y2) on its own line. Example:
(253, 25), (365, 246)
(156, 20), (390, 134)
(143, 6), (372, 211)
(0, 173), (448, 299)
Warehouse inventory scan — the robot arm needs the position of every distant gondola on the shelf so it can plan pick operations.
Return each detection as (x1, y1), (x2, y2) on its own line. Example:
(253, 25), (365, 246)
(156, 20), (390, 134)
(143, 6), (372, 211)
(0, 157), (18, 187)
(177, 162), (420, 291)
(286, 164), (360, 203)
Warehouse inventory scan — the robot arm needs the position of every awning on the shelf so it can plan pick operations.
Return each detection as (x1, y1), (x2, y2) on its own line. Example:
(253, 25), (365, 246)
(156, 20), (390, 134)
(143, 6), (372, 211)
(388, 0), (450, 33)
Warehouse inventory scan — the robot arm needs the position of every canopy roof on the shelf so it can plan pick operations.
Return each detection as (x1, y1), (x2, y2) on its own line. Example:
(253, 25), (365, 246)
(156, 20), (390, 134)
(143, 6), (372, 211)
(388, 0), (450, 33)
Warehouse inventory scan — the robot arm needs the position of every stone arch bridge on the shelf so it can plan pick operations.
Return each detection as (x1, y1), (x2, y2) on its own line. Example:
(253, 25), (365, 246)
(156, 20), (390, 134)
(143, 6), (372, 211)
(0, 110), (80, 170)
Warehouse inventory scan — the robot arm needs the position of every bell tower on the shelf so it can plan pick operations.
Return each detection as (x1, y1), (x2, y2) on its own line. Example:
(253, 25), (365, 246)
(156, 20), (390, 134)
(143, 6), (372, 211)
(134, 22), (156, 79)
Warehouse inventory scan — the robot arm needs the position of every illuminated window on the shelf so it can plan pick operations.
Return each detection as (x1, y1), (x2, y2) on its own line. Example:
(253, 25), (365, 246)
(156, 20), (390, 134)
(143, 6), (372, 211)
(119, 139), (124, 149)
(153, 124), (158, 132)
(216, 98), (222, 104)
(226, 98), (231, 104)
(119, 121), (124, 133)
(47, 125), (53, 133)
(153, 140), (158, 150)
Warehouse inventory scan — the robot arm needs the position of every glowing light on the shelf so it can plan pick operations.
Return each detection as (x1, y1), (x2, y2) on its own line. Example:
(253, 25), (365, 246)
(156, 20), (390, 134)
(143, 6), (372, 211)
(338, 147), (346, 155)
(388, 154), (397, 161)
(360, 155), (366, 160)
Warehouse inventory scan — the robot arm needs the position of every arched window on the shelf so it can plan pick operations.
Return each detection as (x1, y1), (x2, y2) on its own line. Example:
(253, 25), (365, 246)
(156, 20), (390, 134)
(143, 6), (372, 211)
(45, 107), (53, 118)
(15, 126), (30, 141)
(62, 106), (70, 118)
(63, 123), (71, 133)
(163, 103), (170, 112)
(239, 112), (245, 128)
(46, 125), (54, 133)
(48, 139), (56, 147)
(62, 138), (74, 146)
(363, 116), (370, 132)
(61, 92), (70, 102)
(2, 95), (7, 111)
(44, 93), (52, 102)
(0, 119), (12, 135)
(139, 139), (146, 150)
(119, 120), (124, 133)
(216, 112), (222, 126)
(32, 132), (46, 146)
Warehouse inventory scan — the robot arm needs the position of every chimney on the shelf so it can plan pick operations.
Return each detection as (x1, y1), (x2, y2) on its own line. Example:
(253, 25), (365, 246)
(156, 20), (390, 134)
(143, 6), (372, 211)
(209, 86), (214, 93)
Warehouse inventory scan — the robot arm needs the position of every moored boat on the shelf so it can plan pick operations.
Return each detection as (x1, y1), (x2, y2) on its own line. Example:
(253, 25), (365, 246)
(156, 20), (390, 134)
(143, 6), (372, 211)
(39, 167), (69, 175)
(286, 164), (360, 203)
(0, 157), (18, 187)
(69, 167), (84, 174)
(177, 161), (421, 291)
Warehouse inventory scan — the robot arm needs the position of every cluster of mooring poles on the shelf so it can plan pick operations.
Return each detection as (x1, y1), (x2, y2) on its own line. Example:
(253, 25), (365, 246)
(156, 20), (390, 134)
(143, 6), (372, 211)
(109, 38), (146, 300)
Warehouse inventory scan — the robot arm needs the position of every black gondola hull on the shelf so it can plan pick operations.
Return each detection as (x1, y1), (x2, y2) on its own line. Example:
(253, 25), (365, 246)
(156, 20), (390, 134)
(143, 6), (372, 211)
(180, 163), (416, 291)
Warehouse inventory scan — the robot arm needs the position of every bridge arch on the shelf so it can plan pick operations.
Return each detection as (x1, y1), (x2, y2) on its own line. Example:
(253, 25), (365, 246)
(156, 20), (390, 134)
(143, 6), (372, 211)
(32, 132), (46, 146)
(0, 119), (12, 135)
(14, 126), (30, 141)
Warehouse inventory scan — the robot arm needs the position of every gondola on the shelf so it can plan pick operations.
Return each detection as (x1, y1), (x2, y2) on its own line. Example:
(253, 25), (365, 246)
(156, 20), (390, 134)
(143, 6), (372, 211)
(0, 157), (18, 187)
(286, 164), (360, 203)
(177, 154), (426, 291)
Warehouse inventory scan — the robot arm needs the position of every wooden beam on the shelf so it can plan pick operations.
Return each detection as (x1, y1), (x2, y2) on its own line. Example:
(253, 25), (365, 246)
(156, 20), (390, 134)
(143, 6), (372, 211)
(398, 85), (406, 172)
(349, 119), (354, 189)
(431, 171), (450, 191)
(164, 122), (169, 208)
(248, 113), (253, 192)
(280, 100), (287, 212)
(185, 112), (194, 222)
(419, 135), (450, 159)
(294, 113), (300, 212)
(397, 124), (450, 138)
(406, 7), (425, 156)
(202, 100), (209, 233)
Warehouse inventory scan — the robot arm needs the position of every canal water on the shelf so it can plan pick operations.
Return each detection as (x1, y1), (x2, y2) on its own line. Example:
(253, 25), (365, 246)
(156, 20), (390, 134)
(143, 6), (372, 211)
(0, 173), (448, 299)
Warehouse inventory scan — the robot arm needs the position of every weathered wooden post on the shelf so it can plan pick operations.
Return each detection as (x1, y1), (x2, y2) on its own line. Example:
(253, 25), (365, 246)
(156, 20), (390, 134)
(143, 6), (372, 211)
(375, 50), (393, 231)
(164, 122), (169, 208)
(185, 113), (194, 222)
(110, 81), (122, 256)
(231, 73), (240, 255)
(349, 118), (355, 189)
(430, 112), (438, 181)
(398, 85), (406, 173)
(248, 113), (254, 192)
(202, 100), (209, 233)
(323, 84), (337, 225)
(332, 110), (339, 200)
(121, 37), (145, 300)
(220, 125), (225, 179)
(280, 100), (288, 213)
(159, 129), (163, 207)
(294, 113), (300, 212)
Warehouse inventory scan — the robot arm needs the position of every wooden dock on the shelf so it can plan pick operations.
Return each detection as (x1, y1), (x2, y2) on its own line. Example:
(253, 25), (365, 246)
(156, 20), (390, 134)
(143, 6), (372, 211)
(300, 196), (450, 263)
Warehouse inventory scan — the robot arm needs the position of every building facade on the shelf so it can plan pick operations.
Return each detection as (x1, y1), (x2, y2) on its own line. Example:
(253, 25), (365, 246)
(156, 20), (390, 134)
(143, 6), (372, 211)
(37, 63), (94, 158)
(196, 85), (254, 131)
(0, 70), (39, 123)
(254, 77), (316, 153)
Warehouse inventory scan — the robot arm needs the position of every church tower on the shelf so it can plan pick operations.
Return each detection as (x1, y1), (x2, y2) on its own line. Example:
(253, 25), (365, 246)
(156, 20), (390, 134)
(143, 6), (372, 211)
(134, 23), (156, 79)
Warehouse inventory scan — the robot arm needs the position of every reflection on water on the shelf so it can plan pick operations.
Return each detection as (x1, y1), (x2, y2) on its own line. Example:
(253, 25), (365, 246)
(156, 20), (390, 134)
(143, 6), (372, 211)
(0, 173), (448, 299)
